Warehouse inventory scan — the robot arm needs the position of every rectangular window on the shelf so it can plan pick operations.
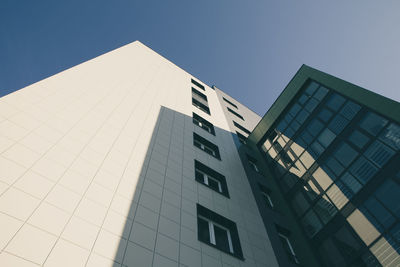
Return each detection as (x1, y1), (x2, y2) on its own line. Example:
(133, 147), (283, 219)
(236, 131), (247, 144)
(193, 133), (221, 160)
(197, 204), (244, 259)
(192, 98), (210, 115)
(233, 121), (251, 135)
(247, 154), (259, 172)
(195, 160), (229, 197)
(276, 227), (299, 264)
(259, 184), (274, 209)
(192, 88), (207, 101)
(227, 107), (244, 120)
(191, 78), (205, 91)
(193, 113), (215, 135)
(223, 97), (238, 109)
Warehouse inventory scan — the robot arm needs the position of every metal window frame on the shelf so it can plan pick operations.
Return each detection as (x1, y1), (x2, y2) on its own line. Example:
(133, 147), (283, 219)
(198, 215), (234, 254)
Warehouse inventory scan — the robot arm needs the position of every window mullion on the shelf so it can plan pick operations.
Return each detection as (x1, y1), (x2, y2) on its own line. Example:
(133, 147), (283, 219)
(204, 174), (209, 185)
(227, 230), (234, 253)
(209, 221), (216, 245)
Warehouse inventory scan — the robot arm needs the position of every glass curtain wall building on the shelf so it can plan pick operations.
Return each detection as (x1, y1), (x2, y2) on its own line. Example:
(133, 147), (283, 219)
(245, 65), (400, 267)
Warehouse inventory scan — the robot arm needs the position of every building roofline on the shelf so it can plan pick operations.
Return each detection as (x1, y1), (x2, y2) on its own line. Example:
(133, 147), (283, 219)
(248, 64), (400, 144)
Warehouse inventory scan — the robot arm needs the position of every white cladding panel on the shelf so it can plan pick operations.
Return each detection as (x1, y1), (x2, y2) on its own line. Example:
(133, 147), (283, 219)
(0, 41), (278, 267)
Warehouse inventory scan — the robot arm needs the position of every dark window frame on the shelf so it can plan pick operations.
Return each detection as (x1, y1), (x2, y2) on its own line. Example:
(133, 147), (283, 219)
(192, 98), (210, 115)
(193, 133), (221, 160)
(227, 107), (244, 120)
(197, 204), (244, 260)
(192, 88), (207, 101)
(193, 112), (215, 135)
(195, 160), (229, 198)
(223, 97), (238, 109)
(233, 121), (251, 135)
(191, 78), (205, 91)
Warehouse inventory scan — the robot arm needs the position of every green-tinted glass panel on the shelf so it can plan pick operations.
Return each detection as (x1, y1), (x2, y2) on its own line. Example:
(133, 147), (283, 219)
(359, 112), (388, 136)
(326, 93), (346, 111)
(348, 130), (369, 149)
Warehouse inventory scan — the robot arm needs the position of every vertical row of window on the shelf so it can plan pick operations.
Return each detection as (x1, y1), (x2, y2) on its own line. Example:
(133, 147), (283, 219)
(195, 82), (299, 264)
(222, 96), (250, 145)
(190, 78), (243, 259)
(192, 85), (210, 115)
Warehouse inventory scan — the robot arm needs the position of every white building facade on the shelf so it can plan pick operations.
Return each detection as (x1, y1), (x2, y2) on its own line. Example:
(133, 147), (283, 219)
(0, 41), (279, 267)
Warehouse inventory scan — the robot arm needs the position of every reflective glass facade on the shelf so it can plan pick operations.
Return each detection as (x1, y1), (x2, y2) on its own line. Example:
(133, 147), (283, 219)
(258, 80), (400, 266)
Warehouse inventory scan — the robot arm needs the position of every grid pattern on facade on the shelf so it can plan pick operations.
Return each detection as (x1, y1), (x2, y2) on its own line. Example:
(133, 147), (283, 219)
(258, 80), (400, 266)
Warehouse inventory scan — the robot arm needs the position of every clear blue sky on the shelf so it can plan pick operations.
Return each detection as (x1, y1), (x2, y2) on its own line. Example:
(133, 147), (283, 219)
(1, 0), (400, 115)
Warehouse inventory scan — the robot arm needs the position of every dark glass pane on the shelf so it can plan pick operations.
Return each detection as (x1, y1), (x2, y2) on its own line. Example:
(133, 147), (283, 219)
(350, 156), (378, 185)
(334, 226), (363, 263)
(295, 136), (307, 149)
(214, 225), (231, 253)
(364, 197), (396, 229)
(314, 196), (337, 224)
(292, 192), (310, 216)
(364, 140), (395, 168)
(375, 179), (400, 218)
(289, 104), (301, 117)
(328, 114), (349, 135)
(340, 172), (362, 195)
(340, 101), (361, 120)
(295, 109), (310, 124)
(291, 120), (301, 132)
(198, 217), (210, 243)
(305, 98), (319, 113)
(310, 141), (325, 158)
(305, 81), (319, 96)
(326, 93), (346, 111)
(194, 141), (201, 149)
(305, 180), (320, 201)
(302, 209), (323, 237)
(284, 113), (293, 125)
(282, 173), (297, 190)
(319, 108), (333, 122)
(360, 251), (381, 267)
(301, 130), (314, 145)
(298, 94), (308, 105)
(379, 123), (400, 150)
(359, 112), (388, 136)
(318, 128), (336, 148)
(208, 178), (220, 192)
(314, 86), (329, 100)
(390, 223), (400, 243)
(276, 120), (288, 132)
(319, 237), (346, 267)
(308, 119), (324, 137)
(334, 143), (358, 168)
(204, 147), (214, 155)
(326, 157), (344, 176)
(284, 128), (295, 139)
(193, 118), (200, 127)
(348, 130), (369, 149)
(195, 170), (205, 183)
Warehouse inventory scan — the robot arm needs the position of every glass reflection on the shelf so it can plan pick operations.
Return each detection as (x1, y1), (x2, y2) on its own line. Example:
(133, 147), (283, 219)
(259, 79), (400, 266)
